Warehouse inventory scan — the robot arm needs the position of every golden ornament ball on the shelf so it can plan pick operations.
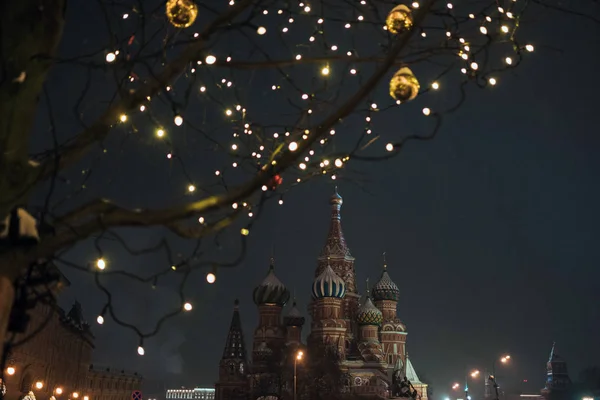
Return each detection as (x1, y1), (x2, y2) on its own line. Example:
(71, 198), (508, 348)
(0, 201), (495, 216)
(386, 4), (413, 34)
(389, 67), (420, 102)
(166, 0), (198, 28)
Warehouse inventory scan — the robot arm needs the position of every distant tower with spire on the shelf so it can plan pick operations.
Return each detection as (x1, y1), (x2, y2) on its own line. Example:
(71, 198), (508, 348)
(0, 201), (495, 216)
(371, 253), (407, 369)
(215, 300), (248, 400)
(316, 188), (360, 340)
(541, 342), (572, 399)
(251, 257), (290, 369)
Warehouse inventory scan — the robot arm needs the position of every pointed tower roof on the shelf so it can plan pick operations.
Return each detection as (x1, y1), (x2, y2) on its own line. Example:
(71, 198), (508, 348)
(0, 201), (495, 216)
(372, 252), (400, 302)
(319, 187), (352, 259)
(284, 299), (305, 326)
(405, 355), (423, 384)
(548, 341), (556, 362)
(253, 257), (290, 306)
(221, 299), (248, 361)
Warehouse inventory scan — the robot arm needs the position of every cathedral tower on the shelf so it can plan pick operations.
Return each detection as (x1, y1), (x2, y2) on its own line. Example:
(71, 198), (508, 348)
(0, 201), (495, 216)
(308, 263), (347, 356)
(215, 300), (248, 400)
(284, 299), (305, 346)
(316, 189), (360, 339)
(356, 296), (384, 362)
(251, 258), (290, 368)
(371, 257), (407, 369)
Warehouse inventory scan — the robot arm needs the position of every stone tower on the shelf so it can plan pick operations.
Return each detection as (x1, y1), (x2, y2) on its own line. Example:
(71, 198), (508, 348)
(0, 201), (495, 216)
(316, 188), (360, 342)
(308, 262), (347, 356)
(251, 258), (290, 370)
(283, 299), (305, 347)
(215, 300), (248, 400)
(541, 342), (572, 399)
(371, 256), (407, 369)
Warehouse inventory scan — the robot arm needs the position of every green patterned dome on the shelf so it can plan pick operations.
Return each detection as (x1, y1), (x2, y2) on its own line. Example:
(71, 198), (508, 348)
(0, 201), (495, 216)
(356, 297), (383, 326)
(371, 266), (400, 302)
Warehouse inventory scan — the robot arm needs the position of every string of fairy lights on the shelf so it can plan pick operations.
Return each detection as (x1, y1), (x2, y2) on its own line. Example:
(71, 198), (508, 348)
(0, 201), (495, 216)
(25, 0), (540, 356)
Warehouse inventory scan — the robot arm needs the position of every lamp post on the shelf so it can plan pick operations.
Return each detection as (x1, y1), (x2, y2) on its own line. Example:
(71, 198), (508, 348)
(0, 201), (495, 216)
(293, 350), (303, 400)
(489, 355), (510, 400)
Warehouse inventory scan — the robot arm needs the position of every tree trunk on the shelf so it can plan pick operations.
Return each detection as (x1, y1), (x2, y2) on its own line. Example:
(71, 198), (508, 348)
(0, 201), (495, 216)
(0, 275), (14, 364)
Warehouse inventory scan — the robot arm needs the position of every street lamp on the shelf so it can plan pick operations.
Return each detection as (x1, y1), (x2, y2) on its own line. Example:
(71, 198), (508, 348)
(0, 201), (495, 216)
(294, 350), (303, 400)
(490, 355), (511, 400)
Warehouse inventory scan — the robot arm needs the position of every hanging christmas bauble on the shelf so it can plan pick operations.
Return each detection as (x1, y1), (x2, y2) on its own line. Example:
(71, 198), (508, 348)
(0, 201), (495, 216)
(166, 0), (198, 28)
(389, 67), (420, 102)
(386, 4), (413, 35)
(268, 174), (283, 190)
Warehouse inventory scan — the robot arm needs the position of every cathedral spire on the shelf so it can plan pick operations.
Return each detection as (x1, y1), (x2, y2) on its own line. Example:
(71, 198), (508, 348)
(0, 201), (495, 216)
(320, 187), (351, 258)
(221, 299), (247, 361)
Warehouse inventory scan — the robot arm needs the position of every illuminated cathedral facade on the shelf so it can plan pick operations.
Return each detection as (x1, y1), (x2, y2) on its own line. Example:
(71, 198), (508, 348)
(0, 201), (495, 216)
(214, 190), (428, 400)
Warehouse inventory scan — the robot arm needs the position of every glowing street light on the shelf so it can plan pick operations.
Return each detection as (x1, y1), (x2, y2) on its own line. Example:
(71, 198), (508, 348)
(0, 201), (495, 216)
(6, 367), (15, 375)
(294, 350), (304, 400)
(471, 369), (480, 378)
(55, 387), (64, 395)
(35, 381), (44, 390)
(452, 382), (460, 390)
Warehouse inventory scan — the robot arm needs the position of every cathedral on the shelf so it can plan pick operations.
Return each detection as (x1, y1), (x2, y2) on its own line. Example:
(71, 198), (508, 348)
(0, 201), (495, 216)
(214, 190), (428, 400)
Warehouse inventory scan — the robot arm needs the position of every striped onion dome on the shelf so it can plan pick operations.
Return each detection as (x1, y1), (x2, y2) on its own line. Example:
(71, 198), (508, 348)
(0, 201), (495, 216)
(284, 300), (305, 326)
(312, 264), (346, 299)
(253, 261), (290, 306)
(356, 297), (383, 326)
(371, 265), (400, 302)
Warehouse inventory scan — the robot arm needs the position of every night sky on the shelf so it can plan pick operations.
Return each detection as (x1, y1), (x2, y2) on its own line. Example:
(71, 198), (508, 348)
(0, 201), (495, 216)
(28, 1), (600, 399)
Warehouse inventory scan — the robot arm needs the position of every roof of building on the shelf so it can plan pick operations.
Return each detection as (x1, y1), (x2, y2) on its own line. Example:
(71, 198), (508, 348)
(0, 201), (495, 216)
(357, 297), (383, 326)
(252, 259), (290, 306)
(319, 188), (352, 259)
(405, 356), (423, 384)
(371, 256), (400, 302)
(221, 299), (247, 361)
(312, 263), (346, 299)
(284, 299), (305, 326)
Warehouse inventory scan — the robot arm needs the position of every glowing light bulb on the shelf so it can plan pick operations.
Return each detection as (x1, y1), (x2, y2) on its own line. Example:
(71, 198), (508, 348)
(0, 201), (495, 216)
(488, 77), (497, 85)
(174, 115), (183, 126)
(386, 143), (394, 152)
(422, 108), (431, 116)
(334, 159), (343, 167)
(105, 53), (116, 63)
(505, 56), (513, 65)
(321, 66), (330, 76)
(257, 26), (267, 35)
(480, 26), (488, 34)
(35, 382), (44, 390)
(205, 55), (217, 64)
(119, 114), (127, 122)
(188, 185), (196, 192)
(470, 62), (479, 70)
(206, 272), (216, 283)
(6, 367), (15, 375)
(501, 25), (509, 33)
(156, 129), (165, 138)
(137, 346), (145, 356)
(240, 228), (250, 236)
(183, 302), (193, 311)
(97, 315), (104, 324)
(288, 142), (298, 151)
(55, 388), (63, 395)
(431, 82), (440, 90)
(525, 44), (534, 52)
(96, 258), (106, 270)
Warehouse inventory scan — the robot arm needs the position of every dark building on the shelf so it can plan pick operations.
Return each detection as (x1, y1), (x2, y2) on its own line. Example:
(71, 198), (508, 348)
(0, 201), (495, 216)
(2, 272), (142, 400)
(540, 342), (572, 400)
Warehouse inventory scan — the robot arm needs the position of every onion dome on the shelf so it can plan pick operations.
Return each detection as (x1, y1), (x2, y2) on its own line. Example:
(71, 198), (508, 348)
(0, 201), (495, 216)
(356, 297), (383, 326)
(312, 264), (346, 299)
(284, 299), (305, 326)
(253, 341), (273, 361)
(371, 261), (400, 302)
(252, 259), (290, 306)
